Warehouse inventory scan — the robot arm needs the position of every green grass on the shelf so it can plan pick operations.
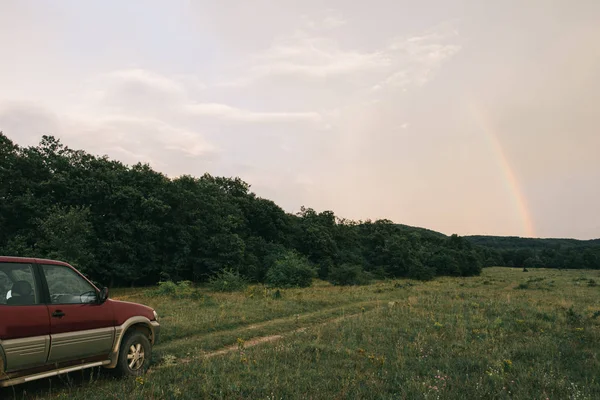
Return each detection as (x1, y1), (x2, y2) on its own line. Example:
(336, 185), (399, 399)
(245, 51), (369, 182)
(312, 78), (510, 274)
(3, 267), (600, 399)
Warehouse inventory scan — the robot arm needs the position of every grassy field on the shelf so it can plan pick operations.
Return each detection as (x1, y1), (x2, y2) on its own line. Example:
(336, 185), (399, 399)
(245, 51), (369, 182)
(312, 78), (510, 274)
(3, 267), (600, 399)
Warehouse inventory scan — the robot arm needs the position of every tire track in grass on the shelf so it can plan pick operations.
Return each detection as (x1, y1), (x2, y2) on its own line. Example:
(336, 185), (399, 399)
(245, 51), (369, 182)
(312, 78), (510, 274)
(201, 334), (284, 360)
(155, 299), (385, 354)
(153, 297), (385, 345)
(151, 300), (392, 370)
(201, 312), (363, 359)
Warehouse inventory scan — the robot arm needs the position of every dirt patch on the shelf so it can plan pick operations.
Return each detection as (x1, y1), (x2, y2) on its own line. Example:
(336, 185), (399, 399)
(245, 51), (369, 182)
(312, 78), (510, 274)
(204, 334), (284, 358)
(200, 314), (358, 358)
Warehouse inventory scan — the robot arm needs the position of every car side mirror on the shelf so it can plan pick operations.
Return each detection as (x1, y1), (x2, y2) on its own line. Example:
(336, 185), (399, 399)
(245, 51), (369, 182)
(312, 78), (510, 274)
(98, 287), (109, 304)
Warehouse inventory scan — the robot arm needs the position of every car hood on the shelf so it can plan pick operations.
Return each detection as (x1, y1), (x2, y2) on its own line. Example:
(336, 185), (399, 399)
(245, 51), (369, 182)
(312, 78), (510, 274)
(107, 299), (156, 323)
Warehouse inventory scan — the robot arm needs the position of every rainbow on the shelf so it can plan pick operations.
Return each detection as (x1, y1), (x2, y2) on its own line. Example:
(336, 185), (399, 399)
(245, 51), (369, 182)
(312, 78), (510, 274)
(469, 102), (536, 238)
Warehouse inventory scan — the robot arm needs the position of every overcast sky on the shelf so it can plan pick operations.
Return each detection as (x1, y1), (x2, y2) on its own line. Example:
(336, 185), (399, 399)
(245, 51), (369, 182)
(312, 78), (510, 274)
(1, 0), (599, 239)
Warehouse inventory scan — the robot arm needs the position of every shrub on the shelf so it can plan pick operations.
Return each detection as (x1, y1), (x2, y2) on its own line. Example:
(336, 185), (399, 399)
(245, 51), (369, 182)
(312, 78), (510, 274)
(151, 280), (198, 299)
(407, 263), (436, 281)
(369, 266), (389, 280)
(327, 264), (372, 286)
(588, 279), (597, 287)
(154, 280), (180, 296)
(208, 268), (249, 292)
(265, 251), (316, 288)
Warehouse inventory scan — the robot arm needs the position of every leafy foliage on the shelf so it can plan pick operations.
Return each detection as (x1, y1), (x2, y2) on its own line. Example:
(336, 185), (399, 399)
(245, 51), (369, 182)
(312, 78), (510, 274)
(150, 280), (205, 300)
(265, 251), (316, 288)
(467, 235), (600, 270)
(36, 205), (95, 273)
(327, 263), (372, 286)
(208, 268), (249, 292)
(408, 262), (436, 281)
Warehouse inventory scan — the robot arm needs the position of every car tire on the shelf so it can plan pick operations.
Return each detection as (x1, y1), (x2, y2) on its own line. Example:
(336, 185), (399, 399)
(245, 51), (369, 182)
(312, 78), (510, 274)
(115, 331), (152, 377)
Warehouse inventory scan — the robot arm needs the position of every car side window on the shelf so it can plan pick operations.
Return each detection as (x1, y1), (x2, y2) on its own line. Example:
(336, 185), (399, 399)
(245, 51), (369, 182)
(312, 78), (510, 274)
(0, 270), (9, 302)
(42, 264), (97, 304)
(0, 262), (40, 306)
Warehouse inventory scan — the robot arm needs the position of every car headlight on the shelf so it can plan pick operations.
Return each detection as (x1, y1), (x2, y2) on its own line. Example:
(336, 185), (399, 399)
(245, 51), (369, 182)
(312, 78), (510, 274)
(153, 310), (159, 322)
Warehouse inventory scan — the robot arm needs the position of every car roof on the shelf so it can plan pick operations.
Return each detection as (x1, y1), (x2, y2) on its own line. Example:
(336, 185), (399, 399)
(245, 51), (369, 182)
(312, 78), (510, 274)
(0, 256), (72, 267)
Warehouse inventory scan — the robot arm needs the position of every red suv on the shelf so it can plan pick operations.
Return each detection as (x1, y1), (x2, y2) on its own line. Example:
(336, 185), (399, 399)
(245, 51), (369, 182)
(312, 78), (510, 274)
(0, 256), (160, 388)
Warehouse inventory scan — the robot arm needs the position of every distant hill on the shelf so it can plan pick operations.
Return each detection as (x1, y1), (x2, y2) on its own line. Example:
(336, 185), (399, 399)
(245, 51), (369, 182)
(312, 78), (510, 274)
(465, 235), (600, 249)
(394, 224), (448, 240)
(465, 235), (600, 270)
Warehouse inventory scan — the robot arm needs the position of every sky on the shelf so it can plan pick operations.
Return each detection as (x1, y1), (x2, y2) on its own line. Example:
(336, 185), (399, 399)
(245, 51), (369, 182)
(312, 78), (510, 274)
(1, 0), (599, 240)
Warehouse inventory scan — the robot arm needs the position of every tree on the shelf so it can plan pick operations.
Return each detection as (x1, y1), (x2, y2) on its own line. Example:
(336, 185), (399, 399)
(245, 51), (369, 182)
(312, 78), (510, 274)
(36, 206), (95, 273)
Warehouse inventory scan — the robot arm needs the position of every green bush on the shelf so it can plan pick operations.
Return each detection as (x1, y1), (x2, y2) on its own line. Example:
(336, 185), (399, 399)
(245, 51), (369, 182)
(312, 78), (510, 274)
(151, 280), (197, 299)
(266, 251), (316, 288)
(407, 263), (436, 281)
(208, 268), (249, 292)
(327, 264), (372, 286)
(369, 266), (389, 280)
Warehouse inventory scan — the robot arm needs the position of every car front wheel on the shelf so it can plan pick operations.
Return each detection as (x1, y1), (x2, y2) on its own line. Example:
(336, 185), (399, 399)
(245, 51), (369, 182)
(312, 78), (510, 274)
(115, 331), (152, 377)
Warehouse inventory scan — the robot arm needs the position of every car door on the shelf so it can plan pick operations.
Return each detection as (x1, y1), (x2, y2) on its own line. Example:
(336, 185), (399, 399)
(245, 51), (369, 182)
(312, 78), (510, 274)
(40, 263), (115, 364)
(0, 261), (51, 372)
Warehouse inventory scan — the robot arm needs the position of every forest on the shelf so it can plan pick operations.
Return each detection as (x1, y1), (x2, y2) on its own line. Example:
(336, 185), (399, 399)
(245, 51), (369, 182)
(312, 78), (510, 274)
(468, 235), (600, 271)
(0, 132), (598, 287)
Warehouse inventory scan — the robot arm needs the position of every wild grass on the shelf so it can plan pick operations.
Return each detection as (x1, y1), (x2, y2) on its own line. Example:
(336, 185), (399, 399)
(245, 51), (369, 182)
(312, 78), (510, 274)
(3, 267), (599, 399)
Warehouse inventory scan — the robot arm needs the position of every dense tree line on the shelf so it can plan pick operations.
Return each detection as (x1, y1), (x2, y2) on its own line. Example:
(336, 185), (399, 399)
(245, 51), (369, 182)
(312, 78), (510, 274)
(468, 236), (600, 270)
(0, 133), (485, 287)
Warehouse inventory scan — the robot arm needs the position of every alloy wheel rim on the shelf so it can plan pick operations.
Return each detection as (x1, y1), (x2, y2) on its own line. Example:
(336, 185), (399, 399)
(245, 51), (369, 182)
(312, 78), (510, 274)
(127, 343), (145, 370)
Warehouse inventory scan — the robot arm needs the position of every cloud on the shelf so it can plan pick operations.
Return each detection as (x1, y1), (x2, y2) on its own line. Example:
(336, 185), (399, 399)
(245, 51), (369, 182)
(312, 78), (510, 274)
(321, 16), (347, 29)
(105, 69), (186, 96)
(218, 34), (391, 86)
(380, 32), (462, 88)
(217, 22), (460, 91)
(0, 101), (61, 146)
(83, 68), (206, 116)
(303, 12), (348, 30)
(93, 115), (217, 158)
(0, 101), (217, 174)
(184, 102), (322, 123)
(256, 37), (390, 77)
(295, 173), (314, 187)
